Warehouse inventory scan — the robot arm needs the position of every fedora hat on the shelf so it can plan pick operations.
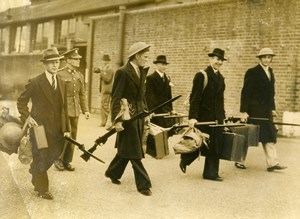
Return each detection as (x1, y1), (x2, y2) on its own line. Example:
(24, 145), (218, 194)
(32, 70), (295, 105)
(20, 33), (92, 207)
(208, 48), (227, 61)
(256, 48), (276, 57)
(40, 47), (63, 62)
(62, 48), (82, 59)
(153, 55), (169, 64)
(128, 42), (150, 58)
(102, 54), (111, 61)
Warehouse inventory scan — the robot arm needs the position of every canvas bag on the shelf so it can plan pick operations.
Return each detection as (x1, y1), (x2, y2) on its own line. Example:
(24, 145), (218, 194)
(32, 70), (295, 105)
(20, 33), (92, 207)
(18, 117), (32, 165)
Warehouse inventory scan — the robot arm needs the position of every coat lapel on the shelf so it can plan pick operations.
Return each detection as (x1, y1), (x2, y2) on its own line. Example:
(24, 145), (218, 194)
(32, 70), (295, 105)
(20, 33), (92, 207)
(38, 73), (54, 105)
(126, 63), (141, 88)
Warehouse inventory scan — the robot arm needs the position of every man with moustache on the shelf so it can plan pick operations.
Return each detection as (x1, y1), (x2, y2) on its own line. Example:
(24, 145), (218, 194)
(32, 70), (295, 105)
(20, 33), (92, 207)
(17, 47), (69, 200)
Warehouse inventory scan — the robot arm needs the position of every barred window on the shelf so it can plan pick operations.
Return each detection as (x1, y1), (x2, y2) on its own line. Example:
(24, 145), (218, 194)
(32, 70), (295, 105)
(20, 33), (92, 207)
(32, 22), (50, 51)
(58, 18), (76, 45)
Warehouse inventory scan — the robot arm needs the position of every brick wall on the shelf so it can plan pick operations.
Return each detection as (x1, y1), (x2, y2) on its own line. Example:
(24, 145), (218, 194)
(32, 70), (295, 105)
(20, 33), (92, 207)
(91, 0), (300, 123)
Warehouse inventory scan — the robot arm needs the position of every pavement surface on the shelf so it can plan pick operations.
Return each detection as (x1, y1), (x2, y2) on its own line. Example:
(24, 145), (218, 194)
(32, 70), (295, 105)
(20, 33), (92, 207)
(1, 110), (300, 219)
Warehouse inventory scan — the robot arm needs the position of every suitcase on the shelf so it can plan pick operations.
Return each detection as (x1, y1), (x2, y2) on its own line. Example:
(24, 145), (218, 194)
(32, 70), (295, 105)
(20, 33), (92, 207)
(146, 123), (169, 159)
(220, 132), (245, 162)
(32, 125), (49, 149)
(229, 124), (259, 147)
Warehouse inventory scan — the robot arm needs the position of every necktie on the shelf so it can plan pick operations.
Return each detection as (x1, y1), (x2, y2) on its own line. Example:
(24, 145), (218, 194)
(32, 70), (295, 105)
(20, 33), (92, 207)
(52, 75), (56, 90)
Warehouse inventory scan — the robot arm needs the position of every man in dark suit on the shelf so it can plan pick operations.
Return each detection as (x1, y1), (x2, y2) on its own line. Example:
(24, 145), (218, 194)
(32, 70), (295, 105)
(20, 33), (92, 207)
(105, 42), (152, 196)
(236, 48), (287, 172)
(17, 47), (69, 200)
(179, 48), (227, 181)
(146, 55), (174, 127)
(54, 48), (90, 172)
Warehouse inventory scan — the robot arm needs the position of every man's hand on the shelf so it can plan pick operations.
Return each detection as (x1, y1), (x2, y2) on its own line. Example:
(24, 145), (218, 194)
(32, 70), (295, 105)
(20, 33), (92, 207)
(114, 122), (124, 132)
(64, 132), (70, 137)
(84, 112), (90, 120)
(27, 116), (38, 127)
(240, 112), (249, 123)
(188, 118), (197, 128)
(272, 110), (278, 118)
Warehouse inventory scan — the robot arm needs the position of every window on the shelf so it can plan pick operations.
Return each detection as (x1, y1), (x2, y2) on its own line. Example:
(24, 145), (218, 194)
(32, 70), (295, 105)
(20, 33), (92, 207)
(12, 25), (27, 53)
(0, 28), (6, 53)
(58, 18), (76, 45)
(32, 22), (50, 51)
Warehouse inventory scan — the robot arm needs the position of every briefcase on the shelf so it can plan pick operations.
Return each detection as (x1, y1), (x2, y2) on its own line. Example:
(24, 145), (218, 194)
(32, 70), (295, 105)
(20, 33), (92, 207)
(32, 125), (48, 149)
(220, 132), (245, 162)
(229, 124), (259, 147)
(146, 123), (169, 159)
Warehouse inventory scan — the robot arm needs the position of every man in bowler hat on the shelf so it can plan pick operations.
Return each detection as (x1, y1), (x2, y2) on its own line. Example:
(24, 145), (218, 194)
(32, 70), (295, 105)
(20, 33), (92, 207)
(146, 55), (175, 127)
(179, 48), (227, 181)
(105, 42), (152, 196)
(17, 47), (70, 199)
(236, 48), (287, 172)
(54, 48), (90, 171)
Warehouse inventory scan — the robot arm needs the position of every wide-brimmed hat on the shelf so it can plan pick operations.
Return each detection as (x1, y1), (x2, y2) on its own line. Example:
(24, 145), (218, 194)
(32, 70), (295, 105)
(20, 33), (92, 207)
(62, 48), (82, 59)
(153, 55), (169, 64)
(128, 42), (150, 58)
(102, 54), (111, 61)
(256, 48), (276, 57)
(40, 47), (64, 62)
(208, 48), (227, 61)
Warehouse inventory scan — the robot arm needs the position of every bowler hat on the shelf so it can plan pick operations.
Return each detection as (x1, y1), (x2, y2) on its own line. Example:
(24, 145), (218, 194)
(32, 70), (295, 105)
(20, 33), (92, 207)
(256, 48), (276, 57)
(208, 48), (227, 61)
(62, 48), (82, 59)
(128, 42), (150, 58)
(102, 54), (111, 61)
(153, 55), (169, 64)
(40, 47), (63, 62)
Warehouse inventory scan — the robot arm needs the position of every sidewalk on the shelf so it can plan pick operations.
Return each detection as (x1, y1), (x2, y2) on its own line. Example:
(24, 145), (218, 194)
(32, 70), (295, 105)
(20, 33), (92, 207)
(1, 114), (300, 219)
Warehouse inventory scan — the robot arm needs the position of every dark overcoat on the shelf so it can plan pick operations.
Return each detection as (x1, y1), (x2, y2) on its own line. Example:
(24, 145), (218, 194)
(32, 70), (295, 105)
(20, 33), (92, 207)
(111, 62), (149, 159)
(145, 71), (173, 127)
(189, 65), (226, 154)
(17, 73), (69, 160)
(240, 64), (277, 143)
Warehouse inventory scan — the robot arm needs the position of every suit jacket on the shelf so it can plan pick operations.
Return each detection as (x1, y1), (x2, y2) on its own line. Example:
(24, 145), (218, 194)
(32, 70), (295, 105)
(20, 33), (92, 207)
(240, 64), (276, 143)
(111, 62), (149, 159)
(58, 66), (89, 117)
(189, 65), (226, 154)
(17, 72), (69, 159)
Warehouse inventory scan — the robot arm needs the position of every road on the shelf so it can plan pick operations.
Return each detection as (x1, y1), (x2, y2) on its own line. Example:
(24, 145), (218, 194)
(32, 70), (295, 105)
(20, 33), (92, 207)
(1, 114), (300, 219)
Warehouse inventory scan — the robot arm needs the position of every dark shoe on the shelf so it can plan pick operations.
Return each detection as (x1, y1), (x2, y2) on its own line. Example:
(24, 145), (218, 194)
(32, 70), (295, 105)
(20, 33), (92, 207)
(179, 161), (186, 173)
(203, 176), (224, 182)
(267, 165), (287, 172)
(235, 162), (246, 169)
(64, 163), (75, 171)
(39, 191), (53, 200)
(105, 172), (121, 185)
(138, 189), (152, 196)
(54, 160), (64, 171)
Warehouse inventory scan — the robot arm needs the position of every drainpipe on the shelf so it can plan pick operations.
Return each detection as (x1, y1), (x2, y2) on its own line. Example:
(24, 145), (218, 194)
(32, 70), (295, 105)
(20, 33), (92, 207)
(86, 19), (95, 111)
(117, 6), (126, 67)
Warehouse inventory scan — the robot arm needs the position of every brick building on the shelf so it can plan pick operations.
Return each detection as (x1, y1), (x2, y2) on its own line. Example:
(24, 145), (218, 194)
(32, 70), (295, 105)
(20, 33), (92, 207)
(0, 0), (300, 127)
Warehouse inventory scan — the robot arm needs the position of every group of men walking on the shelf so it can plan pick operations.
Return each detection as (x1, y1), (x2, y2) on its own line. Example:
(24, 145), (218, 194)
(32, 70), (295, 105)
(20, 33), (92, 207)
(14, 41), (286, 200)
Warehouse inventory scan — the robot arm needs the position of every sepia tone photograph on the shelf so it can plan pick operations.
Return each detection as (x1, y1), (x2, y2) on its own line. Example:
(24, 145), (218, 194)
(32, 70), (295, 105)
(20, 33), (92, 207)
(0, 0), (300, 218)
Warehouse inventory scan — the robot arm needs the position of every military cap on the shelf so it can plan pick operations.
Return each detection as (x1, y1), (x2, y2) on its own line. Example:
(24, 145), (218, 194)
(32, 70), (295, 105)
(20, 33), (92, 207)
(128, 42), (150, 58)
(62, 48), (82, 59)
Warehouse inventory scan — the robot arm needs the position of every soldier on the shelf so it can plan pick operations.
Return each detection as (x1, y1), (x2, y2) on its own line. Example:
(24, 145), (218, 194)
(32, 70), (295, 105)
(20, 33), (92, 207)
(54, 48), (90, 171)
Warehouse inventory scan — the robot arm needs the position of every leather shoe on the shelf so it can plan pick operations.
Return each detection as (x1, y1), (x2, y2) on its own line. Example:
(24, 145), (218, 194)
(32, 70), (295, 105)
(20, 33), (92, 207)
(179, 161), (186, 173)
(235, 162), (246, 169)
(54, 159), (64, 171)
(267, 165), (287, 172)
(138, 189), (152, 196)
(39, 191), (53, 200)
(105, 172), (121, 185)
(203, 176), (224, 182)
(64, 163), (75, 171)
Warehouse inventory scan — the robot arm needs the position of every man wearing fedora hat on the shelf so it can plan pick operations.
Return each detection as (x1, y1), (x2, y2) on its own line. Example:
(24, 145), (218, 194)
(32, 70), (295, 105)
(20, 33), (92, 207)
(236, 48), (287, 172)
(94, 54), (114, 127)
(104, 42), (153, 196)
(17, 47), (70, 200)
(179, 48), (227, 181)
(146, 55), (175, 128)
(54, 48), (90, 172)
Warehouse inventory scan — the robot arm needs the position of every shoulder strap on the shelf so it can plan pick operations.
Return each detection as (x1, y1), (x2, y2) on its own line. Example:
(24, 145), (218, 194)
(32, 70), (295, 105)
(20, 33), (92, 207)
(199, 70), (208, 92)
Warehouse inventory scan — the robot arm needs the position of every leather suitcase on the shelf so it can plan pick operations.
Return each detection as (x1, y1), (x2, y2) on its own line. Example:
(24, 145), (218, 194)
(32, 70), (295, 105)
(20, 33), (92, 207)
(146, 123), (169, 159)
(220, 132), (245, 162)
(32, 125), (48, 149)
(229, 124), (259, 147)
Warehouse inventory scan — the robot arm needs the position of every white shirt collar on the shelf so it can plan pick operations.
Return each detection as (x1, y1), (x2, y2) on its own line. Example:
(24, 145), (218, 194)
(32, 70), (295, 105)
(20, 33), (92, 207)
(156, 70), (164, 78)
(45, 71), (57, 87)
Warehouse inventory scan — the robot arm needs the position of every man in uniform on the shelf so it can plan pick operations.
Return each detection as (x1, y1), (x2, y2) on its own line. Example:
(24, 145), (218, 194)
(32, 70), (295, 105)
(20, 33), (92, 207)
(54, 48), (90, 171)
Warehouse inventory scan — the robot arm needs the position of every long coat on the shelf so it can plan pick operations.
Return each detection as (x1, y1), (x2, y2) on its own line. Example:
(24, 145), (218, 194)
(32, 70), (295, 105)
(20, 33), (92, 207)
(111, 62), (149, 159)
(17, 73), (69, 159)
(240, 64), (277, 143)
(145, 71), (173, 127)
(189, 65), (226, 154)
